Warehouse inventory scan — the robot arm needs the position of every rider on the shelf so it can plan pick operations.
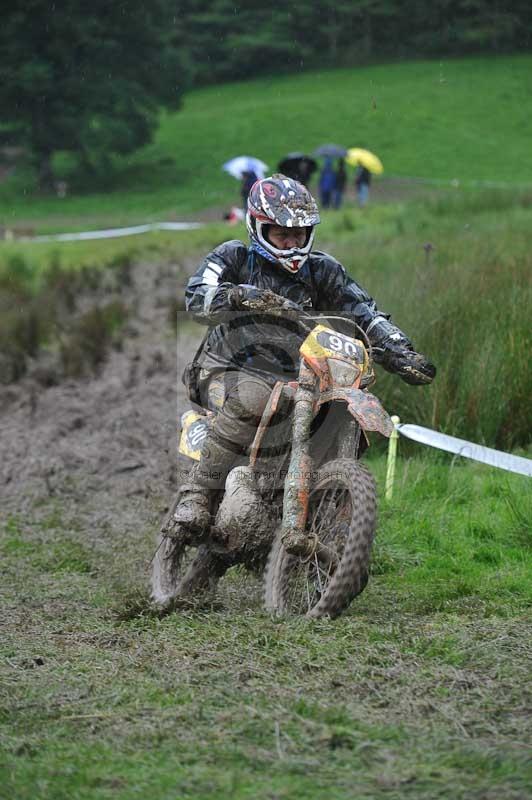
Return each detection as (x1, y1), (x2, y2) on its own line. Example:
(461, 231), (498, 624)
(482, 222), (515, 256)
(171, 174), (435, 541)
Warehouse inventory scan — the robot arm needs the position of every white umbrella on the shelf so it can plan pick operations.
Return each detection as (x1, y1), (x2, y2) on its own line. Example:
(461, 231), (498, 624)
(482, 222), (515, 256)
(222, 156), (268, 180)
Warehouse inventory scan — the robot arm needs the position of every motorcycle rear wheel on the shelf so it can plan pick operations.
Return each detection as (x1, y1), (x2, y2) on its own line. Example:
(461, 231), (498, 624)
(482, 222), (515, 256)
(264, 458), (376, 619)
(150, 488), (232, 609)
(150, 532), (232, 609)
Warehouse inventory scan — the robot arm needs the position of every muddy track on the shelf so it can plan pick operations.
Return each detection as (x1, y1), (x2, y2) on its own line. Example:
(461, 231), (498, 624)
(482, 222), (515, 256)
(0, 260), (196, 586)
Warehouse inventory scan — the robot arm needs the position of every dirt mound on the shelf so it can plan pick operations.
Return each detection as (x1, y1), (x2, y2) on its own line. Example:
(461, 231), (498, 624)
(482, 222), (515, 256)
(0, 259), (194, 580)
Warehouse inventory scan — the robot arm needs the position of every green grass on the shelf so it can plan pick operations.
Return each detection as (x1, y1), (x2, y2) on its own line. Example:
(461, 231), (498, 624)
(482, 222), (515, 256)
(320, 190), (532, 450)
(1, 55), (532, 231)
(369, 454), (532, 615)
(1, 456), (531, 800)
(0, 225), (231, 289)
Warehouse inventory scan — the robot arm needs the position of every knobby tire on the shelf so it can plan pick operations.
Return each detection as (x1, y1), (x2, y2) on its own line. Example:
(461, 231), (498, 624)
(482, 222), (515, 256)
(264, 458), (376, 619)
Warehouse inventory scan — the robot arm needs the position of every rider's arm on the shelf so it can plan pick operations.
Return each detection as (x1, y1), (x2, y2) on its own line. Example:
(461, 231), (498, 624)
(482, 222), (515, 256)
(314, 254), (410, 342)
(315, 254), (435, 385)
(185, 240), (248, 325)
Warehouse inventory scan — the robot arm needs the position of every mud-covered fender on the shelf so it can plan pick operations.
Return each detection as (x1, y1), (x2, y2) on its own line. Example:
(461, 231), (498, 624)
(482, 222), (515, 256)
(314, 387), (393, 437)
(347, 389), (393, 437)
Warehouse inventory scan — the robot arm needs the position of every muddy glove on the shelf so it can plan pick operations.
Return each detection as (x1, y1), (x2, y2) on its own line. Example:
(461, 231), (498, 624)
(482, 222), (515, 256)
(381, 344), (436, 385)
(229, 285), (303, 318)
(367, 317), (436, 386)
(229, 284), (267, 309)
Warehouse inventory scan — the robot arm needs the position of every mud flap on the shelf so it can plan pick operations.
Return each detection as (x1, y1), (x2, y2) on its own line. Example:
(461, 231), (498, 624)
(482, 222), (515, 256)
(347, 389), (393, 437)
(179, 410), (212, 461)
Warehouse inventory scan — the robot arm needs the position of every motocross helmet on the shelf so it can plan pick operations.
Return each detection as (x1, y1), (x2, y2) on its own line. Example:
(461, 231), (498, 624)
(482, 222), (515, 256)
(246, 174), (320, 273)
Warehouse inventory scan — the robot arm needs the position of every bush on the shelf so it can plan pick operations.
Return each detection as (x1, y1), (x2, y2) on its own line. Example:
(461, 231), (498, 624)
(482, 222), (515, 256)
(59, 301), (128, 378)
(0, 250), (130, 384)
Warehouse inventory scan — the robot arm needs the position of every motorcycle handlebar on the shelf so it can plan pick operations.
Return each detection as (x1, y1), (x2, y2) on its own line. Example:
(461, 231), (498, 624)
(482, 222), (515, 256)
(237, 295), (372, 359)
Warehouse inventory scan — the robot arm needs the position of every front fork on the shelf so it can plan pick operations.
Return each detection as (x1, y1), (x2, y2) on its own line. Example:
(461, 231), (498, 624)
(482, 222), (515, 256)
(281, 362), (317, 556)
(280, 365), (359, 565)
(337, 417), (362, 458)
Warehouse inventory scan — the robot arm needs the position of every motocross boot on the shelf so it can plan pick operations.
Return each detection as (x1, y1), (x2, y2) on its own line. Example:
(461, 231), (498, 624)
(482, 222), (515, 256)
(163, 432), (236, 545)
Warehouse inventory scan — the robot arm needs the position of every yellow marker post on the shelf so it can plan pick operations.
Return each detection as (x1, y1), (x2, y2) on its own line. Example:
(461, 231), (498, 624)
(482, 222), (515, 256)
(385, 415), (400, 501)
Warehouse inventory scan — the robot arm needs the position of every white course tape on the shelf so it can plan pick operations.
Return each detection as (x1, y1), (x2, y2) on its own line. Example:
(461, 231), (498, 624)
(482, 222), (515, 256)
(15, 221), (203, 243)
(397, 423), (532, 478)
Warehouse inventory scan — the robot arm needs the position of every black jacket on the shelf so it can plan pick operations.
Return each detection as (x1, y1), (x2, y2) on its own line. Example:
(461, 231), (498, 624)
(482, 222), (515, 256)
(355, 166), (371, 187)
(185, 240), (405, 382)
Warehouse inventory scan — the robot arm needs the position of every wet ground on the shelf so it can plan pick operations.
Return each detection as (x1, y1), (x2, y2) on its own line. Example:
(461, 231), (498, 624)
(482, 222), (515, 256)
(0, 260), (194, 584)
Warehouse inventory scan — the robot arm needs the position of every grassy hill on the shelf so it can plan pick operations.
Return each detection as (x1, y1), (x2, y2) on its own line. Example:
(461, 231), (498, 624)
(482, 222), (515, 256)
(1, 55), (532, 231)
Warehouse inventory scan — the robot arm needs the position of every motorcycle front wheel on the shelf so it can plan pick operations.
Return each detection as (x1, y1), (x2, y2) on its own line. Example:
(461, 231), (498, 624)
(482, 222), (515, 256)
(264, 458), (376, 619)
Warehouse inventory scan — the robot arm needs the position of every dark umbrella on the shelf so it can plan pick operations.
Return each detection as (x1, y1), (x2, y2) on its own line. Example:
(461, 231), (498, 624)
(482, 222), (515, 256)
(313, 144), (347, 158)
(277, 153), (318, 185)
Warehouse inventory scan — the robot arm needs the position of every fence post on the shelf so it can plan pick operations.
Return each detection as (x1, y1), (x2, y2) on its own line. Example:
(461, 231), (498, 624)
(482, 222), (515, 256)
(385, 415), (400, 501)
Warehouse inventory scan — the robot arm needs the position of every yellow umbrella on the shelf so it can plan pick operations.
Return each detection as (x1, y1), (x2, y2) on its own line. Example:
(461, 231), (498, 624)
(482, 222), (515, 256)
(346, 148), (383, 174)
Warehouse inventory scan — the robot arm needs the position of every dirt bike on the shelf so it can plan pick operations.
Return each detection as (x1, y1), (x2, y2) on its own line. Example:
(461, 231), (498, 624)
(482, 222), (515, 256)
(151, 297), (393, 618)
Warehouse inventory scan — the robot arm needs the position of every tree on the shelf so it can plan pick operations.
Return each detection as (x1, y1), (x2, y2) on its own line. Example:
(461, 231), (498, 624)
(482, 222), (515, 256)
(0, 1), (189, 189)
(178, 0), (532, 87)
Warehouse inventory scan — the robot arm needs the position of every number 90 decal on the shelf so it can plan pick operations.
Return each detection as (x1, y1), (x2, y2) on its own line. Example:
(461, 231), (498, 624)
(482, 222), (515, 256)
(316, 329), (364, 362)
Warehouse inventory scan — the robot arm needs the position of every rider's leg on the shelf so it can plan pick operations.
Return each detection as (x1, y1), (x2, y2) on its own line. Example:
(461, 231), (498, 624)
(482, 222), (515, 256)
(168, 371), (273, 540)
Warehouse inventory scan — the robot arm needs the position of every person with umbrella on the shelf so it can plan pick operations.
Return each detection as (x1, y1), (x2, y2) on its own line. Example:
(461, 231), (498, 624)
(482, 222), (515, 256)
(355, 164), (371, 207)
(222, 156), (267, 212)
(314, 145), (348, 209)
(333, 158), (347, 209)
(346, 148), (384, 208)
(277, 153), (317, 187)
(318, 156), (337, 209)
(167, 174), (436, 544)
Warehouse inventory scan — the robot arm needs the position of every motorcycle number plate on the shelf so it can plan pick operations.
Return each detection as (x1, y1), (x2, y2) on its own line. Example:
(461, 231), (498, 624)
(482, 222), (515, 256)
(301, 324), (367, 368)
(179, 410), (211, 461)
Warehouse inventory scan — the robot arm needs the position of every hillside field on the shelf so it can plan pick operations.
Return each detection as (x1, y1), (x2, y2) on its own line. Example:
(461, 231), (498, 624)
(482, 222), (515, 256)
(1, 55), (532, 231)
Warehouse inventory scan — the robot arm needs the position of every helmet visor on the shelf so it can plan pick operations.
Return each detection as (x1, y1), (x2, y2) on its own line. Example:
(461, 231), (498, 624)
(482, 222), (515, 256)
(257, 221), (315, 260)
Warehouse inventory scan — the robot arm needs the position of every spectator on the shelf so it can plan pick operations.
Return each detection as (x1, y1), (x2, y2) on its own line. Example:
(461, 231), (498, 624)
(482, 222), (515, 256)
(333, 159), (347, 209)
(355, 165), (371, 207)
(241, 170), (258, 211)
(318, 157), (336, 209)
(297, 159), (314, 187)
